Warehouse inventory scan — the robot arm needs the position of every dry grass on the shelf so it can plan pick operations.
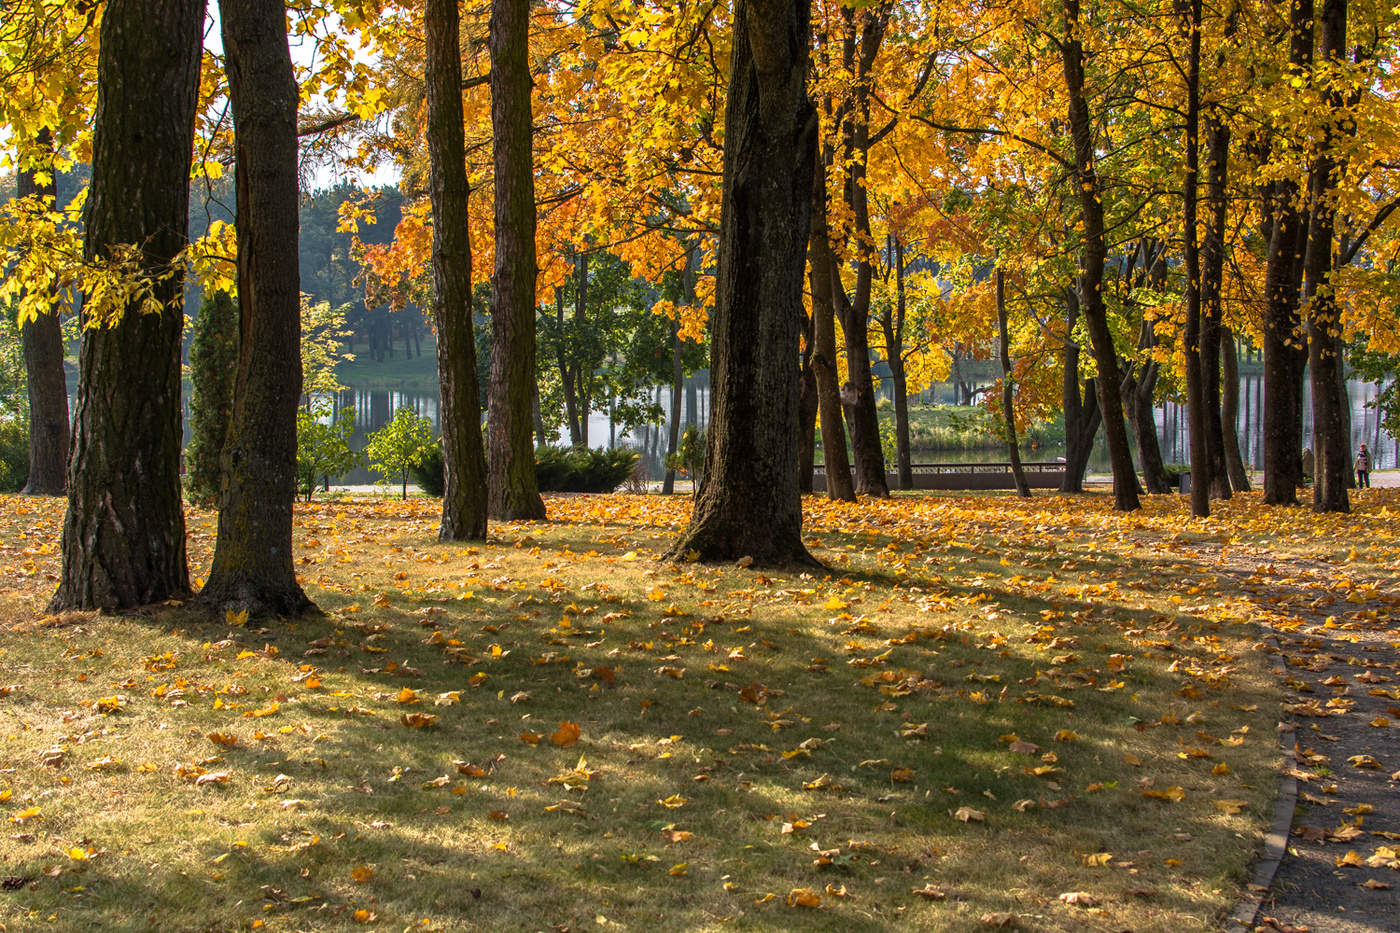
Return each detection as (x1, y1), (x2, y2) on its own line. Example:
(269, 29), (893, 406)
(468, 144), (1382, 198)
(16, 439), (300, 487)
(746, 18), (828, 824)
(2, 487), (1398, 931)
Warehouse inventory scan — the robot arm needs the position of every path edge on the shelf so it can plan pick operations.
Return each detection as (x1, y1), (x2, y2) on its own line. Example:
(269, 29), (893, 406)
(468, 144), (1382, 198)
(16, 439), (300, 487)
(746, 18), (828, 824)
(1226, 634), (1299, 930)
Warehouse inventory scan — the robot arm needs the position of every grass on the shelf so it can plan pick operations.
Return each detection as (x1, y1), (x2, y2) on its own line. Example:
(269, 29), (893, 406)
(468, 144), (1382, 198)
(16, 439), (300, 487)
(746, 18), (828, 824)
(2, 488), (1398, 931)
(335, 340), (440, 393)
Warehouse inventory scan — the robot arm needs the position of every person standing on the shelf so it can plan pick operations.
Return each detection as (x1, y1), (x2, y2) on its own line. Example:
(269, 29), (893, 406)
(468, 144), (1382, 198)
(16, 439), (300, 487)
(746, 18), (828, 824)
(1356, 443), (1372, 488)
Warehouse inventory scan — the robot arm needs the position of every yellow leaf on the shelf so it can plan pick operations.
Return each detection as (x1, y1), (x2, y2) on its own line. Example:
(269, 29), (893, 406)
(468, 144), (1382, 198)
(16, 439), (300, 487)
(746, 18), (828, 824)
(351, 864), (373, 884)
(401, 713), (437, 728)
(668, 862), (689, 877)
(659, 794), (687, 809)
(785, 887), (821, 908)
(396, 688), (420, 704)
(225, 608), (249, 627)
(66, 846), (89, 860)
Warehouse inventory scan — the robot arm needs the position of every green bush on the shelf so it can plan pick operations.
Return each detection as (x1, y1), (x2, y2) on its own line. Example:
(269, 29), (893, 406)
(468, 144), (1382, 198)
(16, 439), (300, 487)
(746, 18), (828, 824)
(366, 407), (436, 499)
(0, 418), (28, 492)
(411, 443), (445, 497)
(535, 445), (638, 493)
(296, 405), (361, 502)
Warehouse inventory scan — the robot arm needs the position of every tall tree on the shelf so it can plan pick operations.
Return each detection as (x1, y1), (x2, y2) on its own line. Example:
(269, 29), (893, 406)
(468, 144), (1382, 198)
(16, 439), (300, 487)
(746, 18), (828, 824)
(1260, 0), (1312, 504)
(201, 0), (312, 615)
(1177, 0), (1210, 518)
(1060, 0), (1140, 512)
(667, 0), (817, 565)
(17, 130), (69, 496)
(50, 0), (202, 611)
(487, 0), (546, 520)
(426, 0), (488, 539)
(1304, 0), (1351, 513)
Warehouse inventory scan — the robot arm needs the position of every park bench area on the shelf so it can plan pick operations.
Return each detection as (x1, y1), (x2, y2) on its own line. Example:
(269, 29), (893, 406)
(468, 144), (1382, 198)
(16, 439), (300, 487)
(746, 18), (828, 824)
(812, 459), (1067, 491)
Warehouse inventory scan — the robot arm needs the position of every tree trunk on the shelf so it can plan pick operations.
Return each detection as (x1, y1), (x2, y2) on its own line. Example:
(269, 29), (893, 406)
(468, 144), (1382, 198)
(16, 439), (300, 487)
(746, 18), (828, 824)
(1178, 0), (1210, 518)
(556, 287), (581, 446)
(808, 182), (855, 502)
(1059, 290), (1098, 494)
(797, 313), (818, 493)
(17, 131), (69, 497)
(666, 0), (817, 566)
(886, 236), (913, 490)
(425, 0), (488, 540)
(1061, 0), (1140, 511)
(995, 268), (1030, 497)
(663, 323), (682, 495)
(1304, 0), (1350, 513)
(1221, 329), (1252, 491)
(201, 0), (312, 616)
(1130, 360), (1171, 494)
(1262, 0), (1313, 504)
(51, 0), (201, 611)
(1200, 9), (1236, 500)
(487, 0), (545, 520)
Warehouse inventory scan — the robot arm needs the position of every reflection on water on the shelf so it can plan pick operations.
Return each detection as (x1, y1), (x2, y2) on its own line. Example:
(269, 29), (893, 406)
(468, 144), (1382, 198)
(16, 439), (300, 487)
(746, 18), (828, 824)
(314, 370), (1395, 486)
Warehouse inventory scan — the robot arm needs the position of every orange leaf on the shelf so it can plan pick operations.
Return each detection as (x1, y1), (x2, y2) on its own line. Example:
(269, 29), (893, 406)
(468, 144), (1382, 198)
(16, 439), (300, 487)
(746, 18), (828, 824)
(551, 721), (581, 747)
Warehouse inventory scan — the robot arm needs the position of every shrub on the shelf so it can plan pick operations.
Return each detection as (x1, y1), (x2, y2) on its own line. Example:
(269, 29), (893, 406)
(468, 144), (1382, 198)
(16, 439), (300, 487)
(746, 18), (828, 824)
(366, 407), (435, 499)
(296, 405), (361, 502)
(534, 445), (639, 493)
(0, 418), (28, 492)
(411, 442), (445, 497)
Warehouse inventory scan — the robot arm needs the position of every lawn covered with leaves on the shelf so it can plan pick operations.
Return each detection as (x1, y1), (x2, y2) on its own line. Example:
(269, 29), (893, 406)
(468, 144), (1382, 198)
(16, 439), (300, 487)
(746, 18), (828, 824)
(2, 488), (1398, 931)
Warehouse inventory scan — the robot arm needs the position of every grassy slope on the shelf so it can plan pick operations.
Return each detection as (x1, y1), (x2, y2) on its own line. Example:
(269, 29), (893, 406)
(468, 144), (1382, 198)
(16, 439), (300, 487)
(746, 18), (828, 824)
(2, 489), (1397, 931)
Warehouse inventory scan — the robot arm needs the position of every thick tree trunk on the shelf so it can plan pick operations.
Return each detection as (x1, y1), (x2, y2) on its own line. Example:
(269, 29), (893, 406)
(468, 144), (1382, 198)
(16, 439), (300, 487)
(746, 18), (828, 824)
(1201, 105), (1233, 499)
(1178, 0), (1210, 517)
(1221, 330), (1252, 491)
(1305, 0), (1350, 513)
(995, 269), (1030, 497)
(17, 133), (69, 497)
(487, 0), (545, 520)
(51, 0), (201, 611)
(425, 0), (488, 540)
(666, 0), (817, 566)
(201, 0), (312, 616)
(1062, 1), (1139, 511)
(808, 189), (855, 502)
(1262, 0), (1313, 504)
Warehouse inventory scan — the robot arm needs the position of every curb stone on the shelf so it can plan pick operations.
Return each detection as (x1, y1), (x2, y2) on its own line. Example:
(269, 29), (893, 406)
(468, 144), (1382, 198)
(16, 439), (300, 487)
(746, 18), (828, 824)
(1225, 634), (1300, 931)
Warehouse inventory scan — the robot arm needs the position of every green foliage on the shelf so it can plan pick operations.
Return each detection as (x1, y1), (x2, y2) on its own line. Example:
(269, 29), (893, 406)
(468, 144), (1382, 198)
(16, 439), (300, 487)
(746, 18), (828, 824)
(0, 417), (28, 492)
(534, 445), (639, 493)
(1350, 342), (1400, 438)
(296, 405), (361, 502)
(365, 406), (434, 498)
(185, 290), (238, 506)
(665, 425), (705, 493)
(411, 442), (445, 497)
(301, 297), (354, 403)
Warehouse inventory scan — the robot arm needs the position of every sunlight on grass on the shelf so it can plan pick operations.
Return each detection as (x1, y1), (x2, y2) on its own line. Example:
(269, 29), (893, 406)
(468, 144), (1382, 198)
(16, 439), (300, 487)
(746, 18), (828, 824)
(2, 488), (1397, 930)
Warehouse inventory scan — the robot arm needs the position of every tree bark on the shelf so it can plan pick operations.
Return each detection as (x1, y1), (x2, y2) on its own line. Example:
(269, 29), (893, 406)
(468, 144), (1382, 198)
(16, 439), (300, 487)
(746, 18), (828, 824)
(1177, 0), (1210, 517)
(425, 0), (488, 540)
(1061, 0), (1140, 511)
(487, 0), (546, 520)
(1262, 0), (1313, 504)
(1221, 329), (1252, 490)
(1304, 0), (1350, 513)
(995, 268), (1030, 497)
(200, 0), (312, 616)
(1059, 290), (1099, 494)
(808, 182), (855, 502)
(17, 130), (69, 497)
(885, 235), (913, 490)
(51, 0), (201, 611)
(666, 0), (817, 566)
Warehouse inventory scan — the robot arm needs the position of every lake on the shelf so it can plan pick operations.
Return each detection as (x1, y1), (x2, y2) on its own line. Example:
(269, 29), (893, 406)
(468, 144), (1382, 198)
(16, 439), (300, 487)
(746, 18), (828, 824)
(322, 369), (1395, 486)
